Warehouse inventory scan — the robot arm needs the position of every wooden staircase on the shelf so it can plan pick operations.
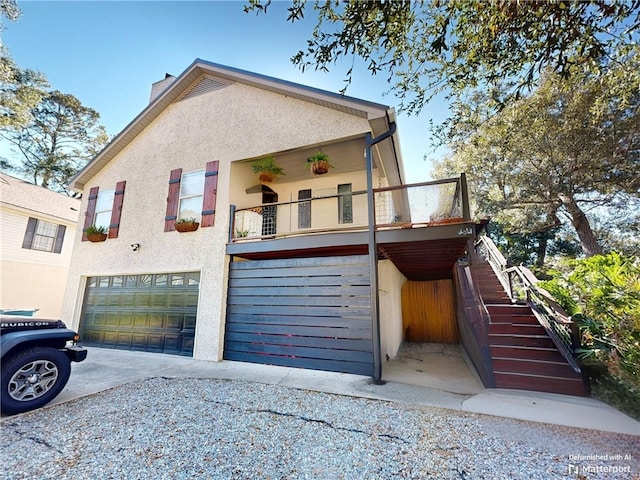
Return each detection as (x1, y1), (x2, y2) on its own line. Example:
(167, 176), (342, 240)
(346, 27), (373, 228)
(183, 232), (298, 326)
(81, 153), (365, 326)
(470, 260), (589, 397)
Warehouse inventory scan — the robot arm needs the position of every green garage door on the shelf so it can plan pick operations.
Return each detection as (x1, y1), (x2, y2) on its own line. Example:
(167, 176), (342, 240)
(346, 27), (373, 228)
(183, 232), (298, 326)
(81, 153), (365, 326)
(80, 272), (200, 356)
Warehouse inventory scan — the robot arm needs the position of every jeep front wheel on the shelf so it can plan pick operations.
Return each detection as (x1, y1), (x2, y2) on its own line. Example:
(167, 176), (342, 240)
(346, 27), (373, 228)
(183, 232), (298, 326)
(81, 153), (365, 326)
(1, 346), (71, 415)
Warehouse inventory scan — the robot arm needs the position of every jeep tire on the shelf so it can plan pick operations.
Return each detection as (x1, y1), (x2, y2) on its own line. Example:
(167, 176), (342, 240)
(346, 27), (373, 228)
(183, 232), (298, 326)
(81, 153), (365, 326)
(1, 346), (71, 415)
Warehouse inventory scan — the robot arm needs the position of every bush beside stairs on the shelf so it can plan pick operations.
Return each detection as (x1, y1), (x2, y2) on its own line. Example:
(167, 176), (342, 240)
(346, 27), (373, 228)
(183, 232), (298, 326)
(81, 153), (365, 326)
(470, 260), (589, 397)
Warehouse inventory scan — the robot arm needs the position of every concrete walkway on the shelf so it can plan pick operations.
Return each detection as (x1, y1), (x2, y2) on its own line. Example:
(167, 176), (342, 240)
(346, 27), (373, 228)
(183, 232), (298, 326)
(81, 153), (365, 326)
(21, 346), (640, 436)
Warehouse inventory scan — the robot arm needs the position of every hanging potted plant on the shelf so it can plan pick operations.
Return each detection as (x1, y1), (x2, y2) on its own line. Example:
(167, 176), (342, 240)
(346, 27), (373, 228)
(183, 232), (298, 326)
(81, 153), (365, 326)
(175, 217), (200, 233)
(306, 151), (333, 175)
(251, 156), (285, 183)
(84, 225), (108, 242)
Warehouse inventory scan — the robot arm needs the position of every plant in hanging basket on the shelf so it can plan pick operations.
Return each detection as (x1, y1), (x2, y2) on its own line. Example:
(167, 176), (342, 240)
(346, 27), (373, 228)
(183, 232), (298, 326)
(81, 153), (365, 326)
(84, 225), (108, 242)
(306, 151), (333, 175)
(175, 217), (200, 232)
(251, 156), (285, 183)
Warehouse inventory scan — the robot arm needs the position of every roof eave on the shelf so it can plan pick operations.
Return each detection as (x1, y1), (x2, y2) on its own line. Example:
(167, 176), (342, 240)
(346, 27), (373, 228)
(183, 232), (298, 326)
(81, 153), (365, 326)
(68, 59), (392, 192)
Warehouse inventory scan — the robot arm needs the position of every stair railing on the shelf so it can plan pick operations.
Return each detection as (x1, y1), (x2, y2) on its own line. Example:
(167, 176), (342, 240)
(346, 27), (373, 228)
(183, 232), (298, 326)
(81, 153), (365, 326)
(476, 236), (581, 373)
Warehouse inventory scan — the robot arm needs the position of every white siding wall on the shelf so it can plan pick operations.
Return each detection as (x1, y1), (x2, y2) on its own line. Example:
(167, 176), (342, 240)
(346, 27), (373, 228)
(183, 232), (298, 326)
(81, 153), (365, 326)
(1, 206), (77, 317)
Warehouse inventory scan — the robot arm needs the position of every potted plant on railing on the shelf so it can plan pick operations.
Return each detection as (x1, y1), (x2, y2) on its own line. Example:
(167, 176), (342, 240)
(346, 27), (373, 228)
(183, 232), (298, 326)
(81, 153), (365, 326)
(175, 217), (200, 232)
(306, 151), (333, 175)
(84, 225), (108, 242)
(251, 156), (285, 183)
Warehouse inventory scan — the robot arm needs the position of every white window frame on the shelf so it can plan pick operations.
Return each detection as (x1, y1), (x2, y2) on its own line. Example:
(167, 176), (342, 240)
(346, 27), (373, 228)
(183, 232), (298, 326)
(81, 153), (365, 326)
(178, 170), (205, 222)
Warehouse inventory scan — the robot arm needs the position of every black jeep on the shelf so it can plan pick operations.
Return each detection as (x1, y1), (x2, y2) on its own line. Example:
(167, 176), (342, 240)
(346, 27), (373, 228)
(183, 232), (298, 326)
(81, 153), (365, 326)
(1, 315), (87, 415)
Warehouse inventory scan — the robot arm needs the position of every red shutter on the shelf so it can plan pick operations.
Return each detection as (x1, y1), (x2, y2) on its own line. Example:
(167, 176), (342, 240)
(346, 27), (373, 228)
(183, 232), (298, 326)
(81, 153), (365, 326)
(108, 181), (126, 239)
(164, 168), (182, 232)
(82, 186), (100, 241)
(201, 160), (219, 228)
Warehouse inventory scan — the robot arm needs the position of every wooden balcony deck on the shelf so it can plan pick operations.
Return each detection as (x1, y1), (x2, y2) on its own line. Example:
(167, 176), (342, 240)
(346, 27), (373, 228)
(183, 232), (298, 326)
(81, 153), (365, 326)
(227, 219), (475, 280)
(227, 176), (474, 280)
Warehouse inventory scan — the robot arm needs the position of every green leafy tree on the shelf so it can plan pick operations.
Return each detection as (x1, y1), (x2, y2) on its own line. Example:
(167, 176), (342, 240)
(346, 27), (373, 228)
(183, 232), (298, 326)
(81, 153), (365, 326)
(245, 0), (639, 115)
(434, 64), (639, 258)
(1, 91), (109, 193)
(1, 0), (48, 130)
(0, 55), (48, 130)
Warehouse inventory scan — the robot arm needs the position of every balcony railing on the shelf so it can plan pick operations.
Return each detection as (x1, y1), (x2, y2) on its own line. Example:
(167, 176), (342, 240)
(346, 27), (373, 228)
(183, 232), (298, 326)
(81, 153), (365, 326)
(229, 176), (470, 242)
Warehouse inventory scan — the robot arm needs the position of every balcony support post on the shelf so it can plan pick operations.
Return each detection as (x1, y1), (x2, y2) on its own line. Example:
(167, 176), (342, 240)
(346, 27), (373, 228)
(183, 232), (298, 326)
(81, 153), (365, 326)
(365, 122), (396, 385)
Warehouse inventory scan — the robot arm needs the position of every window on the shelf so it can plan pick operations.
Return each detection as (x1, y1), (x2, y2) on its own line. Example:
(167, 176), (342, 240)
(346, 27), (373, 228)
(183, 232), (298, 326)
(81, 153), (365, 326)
(338, 184), (353, 224)
(164, 161), (220, 231)
(178, 170), (205, 221)
(22, 218), (66, 253)
(82, 181), (126, 241)
(93, 189), (115, 229)
(298, 189), (311, 229)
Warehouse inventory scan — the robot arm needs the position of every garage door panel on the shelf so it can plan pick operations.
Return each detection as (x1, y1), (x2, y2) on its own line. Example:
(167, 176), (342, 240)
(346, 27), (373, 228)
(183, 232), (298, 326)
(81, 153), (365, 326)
(224, 255), (373, 376)
(228, 294), (371, 307)
(224, 351), (373, 376)
(135, 293), (151, 307)
(184, 314), (197, 329)
(227, 304), (371, 318)
(226, 313), (371, 329)
(80, 272), (199, 356)
(102, 331), (117, 346)
(224, 341), (373, 363)
(131, 333), (147, 349)
(149, 313), (164, 328)
(225, 331), (372, 352)
(226, 321), (372, 339)
(133, 314), (148, 328)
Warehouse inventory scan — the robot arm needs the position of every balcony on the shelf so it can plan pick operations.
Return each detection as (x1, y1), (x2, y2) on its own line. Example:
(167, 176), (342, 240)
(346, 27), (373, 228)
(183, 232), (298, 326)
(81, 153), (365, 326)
(227, 175), (475, 280)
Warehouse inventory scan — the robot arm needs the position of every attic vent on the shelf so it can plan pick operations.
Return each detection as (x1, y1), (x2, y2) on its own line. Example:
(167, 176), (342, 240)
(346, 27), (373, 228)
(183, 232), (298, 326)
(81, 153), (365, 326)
(180, 76), (230, 101)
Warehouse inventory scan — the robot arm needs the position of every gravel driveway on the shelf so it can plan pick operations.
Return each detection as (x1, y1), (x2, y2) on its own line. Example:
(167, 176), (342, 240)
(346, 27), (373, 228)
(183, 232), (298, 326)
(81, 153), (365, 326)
(1, 377), (638, 479)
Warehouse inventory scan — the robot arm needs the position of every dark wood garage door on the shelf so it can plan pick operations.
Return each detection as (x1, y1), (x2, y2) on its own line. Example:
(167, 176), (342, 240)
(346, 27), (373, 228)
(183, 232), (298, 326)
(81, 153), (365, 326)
(224, 255), (373, 376)
(80, 272), (200, 356)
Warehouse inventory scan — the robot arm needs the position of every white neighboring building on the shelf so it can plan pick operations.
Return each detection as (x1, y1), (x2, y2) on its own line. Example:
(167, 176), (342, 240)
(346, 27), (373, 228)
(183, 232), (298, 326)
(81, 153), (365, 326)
(0, 173), (80, 318)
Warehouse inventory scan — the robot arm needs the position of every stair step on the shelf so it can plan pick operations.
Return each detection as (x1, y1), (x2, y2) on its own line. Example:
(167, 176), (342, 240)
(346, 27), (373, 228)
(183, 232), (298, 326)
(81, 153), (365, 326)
(492, 358), (579, 378)
(494, 372), (588, 396)
(490, 345), (568, 363)
(489, 323), (546, 335)
(489, 314), (540, 325)
(486, 304), (531, 314)
(489, 334), (556, 348)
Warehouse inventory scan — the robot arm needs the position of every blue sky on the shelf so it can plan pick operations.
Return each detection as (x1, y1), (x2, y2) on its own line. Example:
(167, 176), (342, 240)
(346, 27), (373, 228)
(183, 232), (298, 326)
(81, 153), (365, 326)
(4, 0), (450, 182)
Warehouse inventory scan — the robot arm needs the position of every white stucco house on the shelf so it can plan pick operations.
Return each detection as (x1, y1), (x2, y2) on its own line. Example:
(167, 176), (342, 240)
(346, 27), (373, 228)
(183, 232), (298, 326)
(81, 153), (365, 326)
(1, 173), (80, 317)
(62, 59), (475, 381)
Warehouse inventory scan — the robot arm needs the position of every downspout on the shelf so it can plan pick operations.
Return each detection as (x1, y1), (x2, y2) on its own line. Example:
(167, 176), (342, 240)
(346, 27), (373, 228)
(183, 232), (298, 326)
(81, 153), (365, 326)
(365, 120), (397, 385)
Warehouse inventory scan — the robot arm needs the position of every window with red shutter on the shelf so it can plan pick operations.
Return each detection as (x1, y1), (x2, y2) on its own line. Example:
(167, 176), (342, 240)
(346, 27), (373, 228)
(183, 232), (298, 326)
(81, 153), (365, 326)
(82, 186), (100, 241)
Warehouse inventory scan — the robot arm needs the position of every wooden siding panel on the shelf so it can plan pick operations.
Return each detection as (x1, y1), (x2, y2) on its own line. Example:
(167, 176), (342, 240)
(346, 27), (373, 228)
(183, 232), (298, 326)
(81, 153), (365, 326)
(224, 255), (373, 376)
(402, 279), (460, 343)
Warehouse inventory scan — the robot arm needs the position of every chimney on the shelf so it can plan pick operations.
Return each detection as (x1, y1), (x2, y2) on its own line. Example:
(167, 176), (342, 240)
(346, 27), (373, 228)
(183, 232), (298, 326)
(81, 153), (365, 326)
(149, 73), (176, 103)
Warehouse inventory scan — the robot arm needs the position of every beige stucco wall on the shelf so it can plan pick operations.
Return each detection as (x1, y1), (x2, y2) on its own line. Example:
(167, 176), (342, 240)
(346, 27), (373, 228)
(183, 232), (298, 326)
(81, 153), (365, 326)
(62, 81), (375, 362)
(378, 259), (407, 360)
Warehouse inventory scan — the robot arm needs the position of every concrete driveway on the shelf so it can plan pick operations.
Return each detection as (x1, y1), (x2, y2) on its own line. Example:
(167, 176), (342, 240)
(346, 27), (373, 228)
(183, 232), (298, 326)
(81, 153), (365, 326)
(19, 346), (635, 436)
